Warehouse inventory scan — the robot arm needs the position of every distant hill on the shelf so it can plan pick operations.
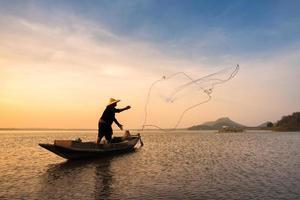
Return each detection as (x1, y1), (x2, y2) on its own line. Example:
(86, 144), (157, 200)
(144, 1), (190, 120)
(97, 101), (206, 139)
(273, 112), (300, 131)
(258, 121), (273, 128)
(188, 117), (246, 130)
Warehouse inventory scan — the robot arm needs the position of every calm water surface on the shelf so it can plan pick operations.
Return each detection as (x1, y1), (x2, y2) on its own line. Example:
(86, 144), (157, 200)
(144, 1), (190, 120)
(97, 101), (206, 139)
(0, 130), (299, 200)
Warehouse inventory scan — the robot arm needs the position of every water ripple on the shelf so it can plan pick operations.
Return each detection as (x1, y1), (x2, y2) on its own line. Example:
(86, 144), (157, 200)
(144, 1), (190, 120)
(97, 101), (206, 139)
(0, 130), (299, 200)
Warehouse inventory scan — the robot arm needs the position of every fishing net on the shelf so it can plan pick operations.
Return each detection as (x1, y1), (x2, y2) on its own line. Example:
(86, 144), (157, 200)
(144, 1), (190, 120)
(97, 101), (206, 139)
(141, 64), (239, 131)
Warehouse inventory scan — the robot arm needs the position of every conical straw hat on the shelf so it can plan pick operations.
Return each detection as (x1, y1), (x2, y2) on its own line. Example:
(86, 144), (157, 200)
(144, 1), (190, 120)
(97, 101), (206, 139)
(108, 98), (120, 106)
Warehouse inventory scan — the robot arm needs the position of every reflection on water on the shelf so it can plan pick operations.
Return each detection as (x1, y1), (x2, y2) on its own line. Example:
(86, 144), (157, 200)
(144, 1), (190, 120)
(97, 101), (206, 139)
(0, 130), (300, 200)
(94, 158), (113, 199)
(38, 155), (130, 200)
(38, 159), (103, 200)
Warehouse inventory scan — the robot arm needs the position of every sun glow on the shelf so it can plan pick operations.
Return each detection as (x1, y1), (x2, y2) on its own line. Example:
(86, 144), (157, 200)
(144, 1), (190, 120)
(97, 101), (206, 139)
(0, 5), (299, 129)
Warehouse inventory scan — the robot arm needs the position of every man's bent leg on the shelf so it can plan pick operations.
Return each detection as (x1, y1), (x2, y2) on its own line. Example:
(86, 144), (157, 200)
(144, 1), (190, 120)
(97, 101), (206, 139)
(105, 133), (112, 143)
(97, 130), (104, 144)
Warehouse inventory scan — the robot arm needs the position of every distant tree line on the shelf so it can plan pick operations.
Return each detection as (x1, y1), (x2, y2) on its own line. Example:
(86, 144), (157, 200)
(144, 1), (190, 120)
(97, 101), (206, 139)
(273, 112), (300, 131)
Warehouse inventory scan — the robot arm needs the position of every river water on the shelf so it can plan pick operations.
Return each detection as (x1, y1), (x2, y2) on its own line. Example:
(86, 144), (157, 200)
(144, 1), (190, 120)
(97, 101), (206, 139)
(0, 130), (299, 200)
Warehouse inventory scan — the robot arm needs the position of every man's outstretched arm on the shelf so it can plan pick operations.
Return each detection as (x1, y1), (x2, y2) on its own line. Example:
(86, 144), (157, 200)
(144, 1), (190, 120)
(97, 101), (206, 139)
(115, 106), (131, 113)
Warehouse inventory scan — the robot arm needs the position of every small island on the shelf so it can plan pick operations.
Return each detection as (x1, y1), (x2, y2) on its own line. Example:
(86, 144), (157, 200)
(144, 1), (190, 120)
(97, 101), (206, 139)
(188, 117), (245, 131)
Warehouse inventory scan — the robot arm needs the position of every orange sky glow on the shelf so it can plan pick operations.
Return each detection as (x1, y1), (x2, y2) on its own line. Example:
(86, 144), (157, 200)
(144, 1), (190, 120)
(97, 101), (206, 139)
(1, 5), (299, 129)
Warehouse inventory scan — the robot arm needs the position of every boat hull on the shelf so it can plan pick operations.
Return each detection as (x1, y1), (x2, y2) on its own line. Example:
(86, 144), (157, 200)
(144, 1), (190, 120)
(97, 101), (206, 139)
(39, 136), (141, 160)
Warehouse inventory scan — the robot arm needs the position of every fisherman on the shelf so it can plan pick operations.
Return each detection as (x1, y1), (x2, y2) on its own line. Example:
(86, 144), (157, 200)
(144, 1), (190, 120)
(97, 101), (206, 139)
(97, 98), (131, 144)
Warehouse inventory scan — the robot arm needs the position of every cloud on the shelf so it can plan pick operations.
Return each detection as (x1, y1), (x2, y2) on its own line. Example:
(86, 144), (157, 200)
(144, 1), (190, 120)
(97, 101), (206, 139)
(0, 10), (208, 128)
(0, 2), (299, 128)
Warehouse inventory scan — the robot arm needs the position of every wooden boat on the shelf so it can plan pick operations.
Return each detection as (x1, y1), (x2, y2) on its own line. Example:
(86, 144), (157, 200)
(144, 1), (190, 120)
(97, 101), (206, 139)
(39, 134), (143, 160)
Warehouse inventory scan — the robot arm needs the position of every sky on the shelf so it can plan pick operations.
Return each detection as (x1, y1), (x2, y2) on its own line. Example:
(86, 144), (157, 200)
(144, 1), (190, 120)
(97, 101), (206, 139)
(0, 0), (300, 129)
